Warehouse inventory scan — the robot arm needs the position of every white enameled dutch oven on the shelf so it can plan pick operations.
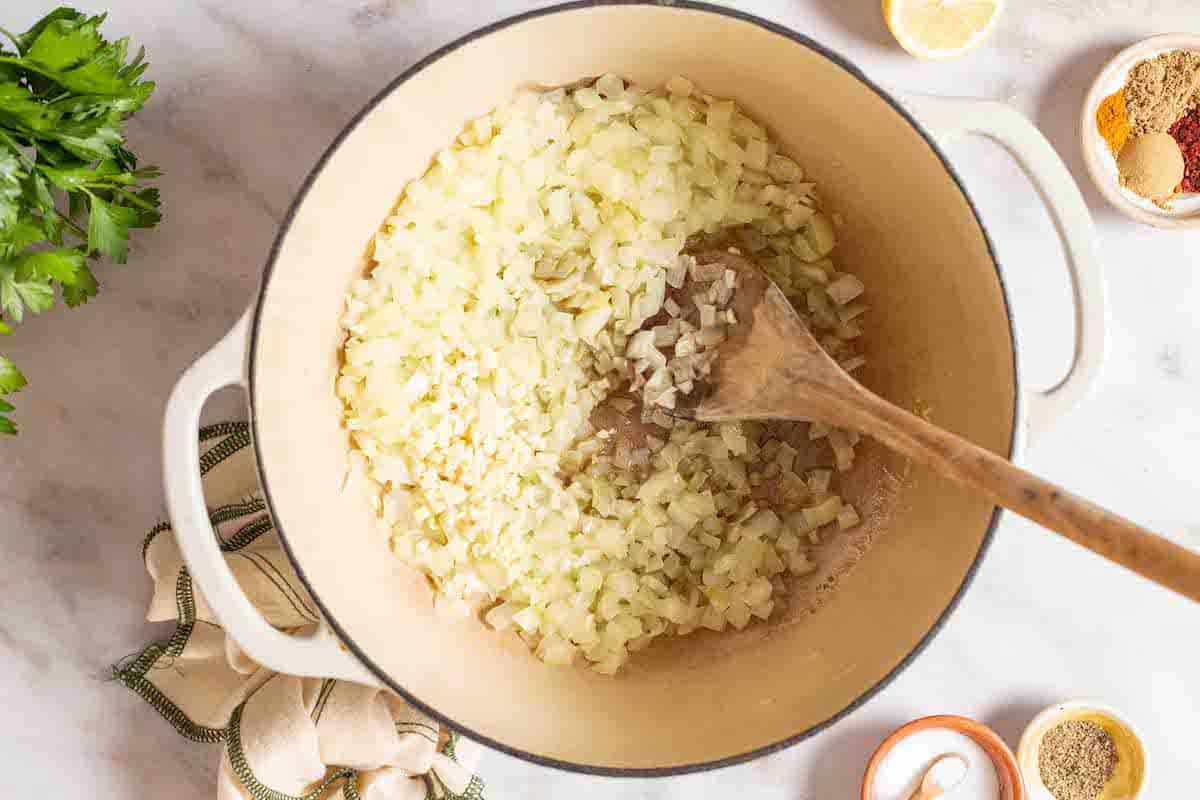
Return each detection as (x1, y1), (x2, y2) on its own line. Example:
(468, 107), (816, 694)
(163, 2), (1105, 776)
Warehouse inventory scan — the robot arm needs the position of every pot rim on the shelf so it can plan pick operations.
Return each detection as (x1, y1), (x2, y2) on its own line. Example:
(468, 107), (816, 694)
(245, 0), (1016, 777)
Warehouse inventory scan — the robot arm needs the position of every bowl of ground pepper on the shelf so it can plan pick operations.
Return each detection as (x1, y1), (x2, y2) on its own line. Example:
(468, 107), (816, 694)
(1082, 34), (1200, 228)
(1018, 701), (1146, 800)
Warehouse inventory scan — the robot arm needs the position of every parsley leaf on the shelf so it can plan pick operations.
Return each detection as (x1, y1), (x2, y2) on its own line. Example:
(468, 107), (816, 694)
(0, 7), (160, 433)
(11, 7), (80, 55)
(56, 120), (124, 161)
(0, 81), (62, 134)
(0, 355), (24, 392)
(87, 192), (137, 262)
(18, 247), (85, 285)
(0, 257), (55, 321)
(0, 354), (24, 434)
(0, 214), (45, 257)
(62, 261), (96, 306)
(0, 151), (21, 230)
(24, 12), (104, 72)
(129, 186), (160, 228)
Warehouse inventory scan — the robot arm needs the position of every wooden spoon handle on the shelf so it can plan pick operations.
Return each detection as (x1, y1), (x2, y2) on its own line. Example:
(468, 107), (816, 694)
(841, 390), (1200, 603)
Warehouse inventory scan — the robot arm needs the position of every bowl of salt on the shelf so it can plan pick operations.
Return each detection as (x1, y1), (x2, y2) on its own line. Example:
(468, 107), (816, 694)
(862, 715), (1026, 800)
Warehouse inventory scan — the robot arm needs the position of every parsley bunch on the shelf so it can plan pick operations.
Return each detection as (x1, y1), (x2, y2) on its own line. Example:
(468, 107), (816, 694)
(0, 7), (160, 433)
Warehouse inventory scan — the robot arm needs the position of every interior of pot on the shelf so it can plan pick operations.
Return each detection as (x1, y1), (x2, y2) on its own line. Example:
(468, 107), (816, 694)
(250, 3), (1016, 772)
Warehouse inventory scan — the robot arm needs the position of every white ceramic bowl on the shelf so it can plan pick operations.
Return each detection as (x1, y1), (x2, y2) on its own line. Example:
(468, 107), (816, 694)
(1017, 700), (1147, 800)
(1081, 33), (1200, 229)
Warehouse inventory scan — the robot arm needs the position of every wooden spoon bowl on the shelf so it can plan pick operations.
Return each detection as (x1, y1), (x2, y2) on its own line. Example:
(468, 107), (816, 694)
(678, 257), (1200, 603)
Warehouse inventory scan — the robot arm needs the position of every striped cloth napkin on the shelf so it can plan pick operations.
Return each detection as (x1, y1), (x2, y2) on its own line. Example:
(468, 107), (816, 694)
(114, 422), (487, 800)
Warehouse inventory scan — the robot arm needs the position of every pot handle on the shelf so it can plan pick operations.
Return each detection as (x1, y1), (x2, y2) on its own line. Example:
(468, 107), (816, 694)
(163, 309), (381, 687)
(900, 94), (1107, 448)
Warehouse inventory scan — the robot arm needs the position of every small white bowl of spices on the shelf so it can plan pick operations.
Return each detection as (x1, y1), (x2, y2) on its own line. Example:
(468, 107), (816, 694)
(1017, 701), (1147, 800)
(1082, 34), (1200, 228)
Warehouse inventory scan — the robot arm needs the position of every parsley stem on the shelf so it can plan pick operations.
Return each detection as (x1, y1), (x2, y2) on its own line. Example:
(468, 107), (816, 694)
(56, 214), (87, 241)
(0, 27), (18, 52)
(113, 187), (156, 212)
(0, 130), (34, 169)
(0, 56), (62, 84)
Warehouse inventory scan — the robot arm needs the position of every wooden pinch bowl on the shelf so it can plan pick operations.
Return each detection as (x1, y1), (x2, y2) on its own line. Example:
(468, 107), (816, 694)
(862, 715), (1027, 800)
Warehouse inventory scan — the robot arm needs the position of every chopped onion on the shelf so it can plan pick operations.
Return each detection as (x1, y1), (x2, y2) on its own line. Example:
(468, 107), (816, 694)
(802, 496), (843, 529)
(837, 504), (861, 530)
(339, 74), (870, 675)
(828, 430), (855, 472)
(652, 325), (679, 346)
(838, 303), (867, 323)
(826, 274), (864, 306)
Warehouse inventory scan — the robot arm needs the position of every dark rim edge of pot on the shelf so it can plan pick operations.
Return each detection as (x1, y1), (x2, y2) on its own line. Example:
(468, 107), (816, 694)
(245, 0), (1017, 778)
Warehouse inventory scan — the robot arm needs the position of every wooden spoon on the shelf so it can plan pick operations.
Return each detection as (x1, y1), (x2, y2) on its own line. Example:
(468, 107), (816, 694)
(909, 754), (969, 800)
(680, 253), (1200, 603)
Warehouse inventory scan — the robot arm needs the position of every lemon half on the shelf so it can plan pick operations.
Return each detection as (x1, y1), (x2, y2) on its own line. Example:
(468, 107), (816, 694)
(882, 0), (1004, 60)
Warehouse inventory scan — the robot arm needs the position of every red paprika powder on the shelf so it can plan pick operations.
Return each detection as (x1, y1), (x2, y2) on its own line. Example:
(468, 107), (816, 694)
(1169, 107), (1200, 193)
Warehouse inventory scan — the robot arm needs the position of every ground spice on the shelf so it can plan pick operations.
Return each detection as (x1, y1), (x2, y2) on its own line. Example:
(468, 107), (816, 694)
(1125, 50), (1200, 136)
(1095, 89), (1130, 154)
(1118, 132), (1184, 203)
(1038, 720), (1118, 800)
(1169, 106), (1200, 193)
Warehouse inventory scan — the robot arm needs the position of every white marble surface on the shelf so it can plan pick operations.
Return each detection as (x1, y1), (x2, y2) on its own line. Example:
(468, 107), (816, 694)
(1, 0), (1197, 796)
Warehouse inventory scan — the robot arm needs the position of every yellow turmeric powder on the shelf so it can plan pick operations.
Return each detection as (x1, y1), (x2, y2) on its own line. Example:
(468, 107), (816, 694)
(1096, 89), (1130, 155)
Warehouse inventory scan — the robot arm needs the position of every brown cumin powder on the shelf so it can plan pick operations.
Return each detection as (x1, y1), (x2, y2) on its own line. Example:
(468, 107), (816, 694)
(1125, 49), (1200, 136)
